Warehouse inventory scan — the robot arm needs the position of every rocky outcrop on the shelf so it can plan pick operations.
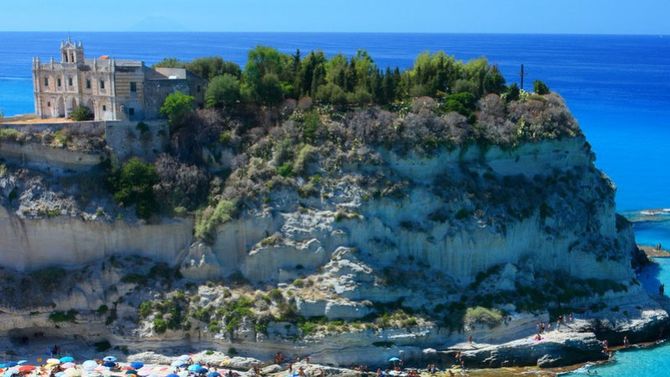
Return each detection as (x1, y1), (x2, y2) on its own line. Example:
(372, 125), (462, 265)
(455, 331), (608, 368)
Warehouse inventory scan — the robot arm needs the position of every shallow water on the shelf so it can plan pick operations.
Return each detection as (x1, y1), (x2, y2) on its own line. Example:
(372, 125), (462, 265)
(563, 258), (670, 376)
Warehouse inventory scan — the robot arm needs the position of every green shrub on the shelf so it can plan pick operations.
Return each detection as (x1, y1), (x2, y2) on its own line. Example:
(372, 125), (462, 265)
(464, 306), (503, 328)
(0, 128), (22, 142)
(136, 122), (150, 134)
(49, 310), (77, 323)
(94, 340), (111, 352)
(533, 80), (550, 95)
(277, 162), (293, 177)
(138, 301), (153, 318)
(109, 158), (159, 220)
(195, 199), (236, 239)
(153, 318), (168, 334)
(160, 91), (194, 128)
(96, 305), (109, 315)
(70, 106), (94, 121)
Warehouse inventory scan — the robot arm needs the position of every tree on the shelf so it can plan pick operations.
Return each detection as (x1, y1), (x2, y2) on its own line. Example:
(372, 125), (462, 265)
(205, 74), (241, 108)
(243, 46), (290, 104)
(160, 92), (194, 128)
(506, 83), (520, 101)
(110, 158), (159, 219)
(70, 106), (94, 121)
(153, 58), (186, 68)
(534, 80), (550, 95)
(187, 57), (241, 81)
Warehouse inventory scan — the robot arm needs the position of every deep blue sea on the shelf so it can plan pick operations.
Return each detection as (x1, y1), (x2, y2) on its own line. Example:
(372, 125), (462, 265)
(0, 32), (669, 376)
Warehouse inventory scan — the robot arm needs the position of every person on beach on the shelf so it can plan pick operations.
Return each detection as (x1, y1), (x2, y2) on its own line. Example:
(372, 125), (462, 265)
(623, 335), (630, 348)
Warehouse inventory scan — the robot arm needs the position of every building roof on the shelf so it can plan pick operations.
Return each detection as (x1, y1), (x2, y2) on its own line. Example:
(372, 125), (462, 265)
(149, 67), (188, 80)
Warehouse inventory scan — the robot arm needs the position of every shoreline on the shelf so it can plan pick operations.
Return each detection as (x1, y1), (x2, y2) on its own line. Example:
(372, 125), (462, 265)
(640, 244), (670, 258)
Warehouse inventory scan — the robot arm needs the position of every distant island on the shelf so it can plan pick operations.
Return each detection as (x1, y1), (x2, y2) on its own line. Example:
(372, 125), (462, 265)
(0, 40), (667, 374)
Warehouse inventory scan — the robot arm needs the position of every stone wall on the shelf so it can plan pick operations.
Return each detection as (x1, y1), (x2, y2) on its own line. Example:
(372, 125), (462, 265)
(104, 120), (169, 162)
(0, 141), (104, 174)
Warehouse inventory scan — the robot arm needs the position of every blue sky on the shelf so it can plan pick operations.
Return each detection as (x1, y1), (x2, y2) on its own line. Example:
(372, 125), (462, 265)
(1, 0), (668, 34)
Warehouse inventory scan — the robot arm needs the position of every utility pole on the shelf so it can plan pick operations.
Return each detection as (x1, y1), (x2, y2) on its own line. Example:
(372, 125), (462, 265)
(520, 64), (525, 91)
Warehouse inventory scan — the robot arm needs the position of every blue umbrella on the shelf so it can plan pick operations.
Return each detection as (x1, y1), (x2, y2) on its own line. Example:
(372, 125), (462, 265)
(207, 372), (221, 377)
(125, 371), (137, 375)
(103, 356), (117, 362)
(103, 361), (116, 368)
(197, 367), (208, 374)
(187, 365), (202, 372)
(130, 362), (144, 370)
(167, 374), (180, 377)
(60, 357), (74, 363)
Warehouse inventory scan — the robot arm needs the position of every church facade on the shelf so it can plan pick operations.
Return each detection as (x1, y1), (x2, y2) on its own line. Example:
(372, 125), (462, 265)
(32, 38), (204, 121)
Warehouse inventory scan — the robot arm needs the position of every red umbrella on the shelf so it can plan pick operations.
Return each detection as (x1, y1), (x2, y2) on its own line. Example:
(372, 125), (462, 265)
(19, 366), (36, 373)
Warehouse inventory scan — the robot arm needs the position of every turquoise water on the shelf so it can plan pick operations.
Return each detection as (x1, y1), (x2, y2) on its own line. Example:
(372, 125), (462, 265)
(564, 258), (670, 376)
(1, 32), (669, 211)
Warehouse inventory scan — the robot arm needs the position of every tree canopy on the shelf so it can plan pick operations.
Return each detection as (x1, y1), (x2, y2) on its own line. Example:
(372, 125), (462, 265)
(159, 46), (542, 111)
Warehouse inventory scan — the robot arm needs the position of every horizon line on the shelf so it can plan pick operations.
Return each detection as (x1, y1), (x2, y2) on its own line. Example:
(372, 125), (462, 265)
(0, 31), (668, 37)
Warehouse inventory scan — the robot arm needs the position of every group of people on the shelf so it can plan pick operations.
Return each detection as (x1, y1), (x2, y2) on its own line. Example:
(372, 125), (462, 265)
(533, 313), (576, 341)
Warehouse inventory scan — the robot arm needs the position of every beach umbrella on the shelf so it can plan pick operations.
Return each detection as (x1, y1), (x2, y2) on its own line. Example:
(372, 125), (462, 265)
(187, 365), (201, 372)
(46, 359), (61, 365)
(64, 368), (81, 377)
(177, 355), (190, 361)
(102, 357), (116, 363)
(82, 361), (98, 371)
(177, 371), (188, 377)
(60, 357), (75, 364)
(207, 372), (221, 377)
(125, 370), (138, 375)
(54, 373), (65, 377)
(18, 366), (35, 373)
(103, 362), (115, 368)
(129, 362), (144, 370)
(166, 374), (179, 377)
(61, 363), (76, 369)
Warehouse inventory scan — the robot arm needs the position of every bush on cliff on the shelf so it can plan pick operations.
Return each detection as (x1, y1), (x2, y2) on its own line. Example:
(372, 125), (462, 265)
(70, 106), (94, 121)
(109, 158), (159, 220)
(206, 74), (241, 109)
(464, 306), (503, 328)
(160, 92), (194, 128)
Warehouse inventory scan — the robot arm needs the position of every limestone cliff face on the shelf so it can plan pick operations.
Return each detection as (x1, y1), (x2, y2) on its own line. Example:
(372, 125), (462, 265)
(0, 206), (193, 271)
(188, 136), (635, 288)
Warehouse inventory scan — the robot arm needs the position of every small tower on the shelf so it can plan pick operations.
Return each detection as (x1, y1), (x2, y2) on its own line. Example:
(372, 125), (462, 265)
(60, 37), (85, 65)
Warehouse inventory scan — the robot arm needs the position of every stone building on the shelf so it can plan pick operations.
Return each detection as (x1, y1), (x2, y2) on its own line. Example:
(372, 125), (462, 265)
(32, 38), (205, 121)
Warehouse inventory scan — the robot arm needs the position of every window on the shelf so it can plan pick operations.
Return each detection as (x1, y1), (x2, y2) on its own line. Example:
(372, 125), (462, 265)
(100, 80), (105, 89)
(128, 108), (135, 116)
(57, 78), (62, 87)
(86, 79), (91, 89)
(130, 82), (137, 93)
(47, 101), (51, 107)
(68, 77), (73, 86)
(44, 77), (49, 87)
(102, 105), (107, 111)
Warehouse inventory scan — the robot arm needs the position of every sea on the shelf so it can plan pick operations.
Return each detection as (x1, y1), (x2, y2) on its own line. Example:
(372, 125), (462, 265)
(0, 33), (669, 375)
